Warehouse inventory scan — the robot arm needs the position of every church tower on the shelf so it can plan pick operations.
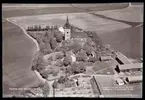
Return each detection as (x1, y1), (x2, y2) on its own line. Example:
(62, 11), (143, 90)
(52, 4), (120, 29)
(64, 16), (71, 40)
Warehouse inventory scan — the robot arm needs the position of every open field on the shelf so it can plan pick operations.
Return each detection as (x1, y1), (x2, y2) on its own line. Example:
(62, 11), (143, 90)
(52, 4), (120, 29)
(8, 13), (131, 33)
(2, 20), (40, 96)
(2, 3), (129, 18)
(99, 26), (143, 59)
(95, 5), (143, 22)
(7, 5), (143, 60)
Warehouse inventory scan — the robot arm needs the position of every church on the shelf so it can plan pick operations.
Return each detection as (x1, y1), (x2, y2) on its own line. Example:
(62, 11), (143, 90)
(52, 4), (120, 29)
(63, 16), (71, 40)
(62, 16), (88, 41)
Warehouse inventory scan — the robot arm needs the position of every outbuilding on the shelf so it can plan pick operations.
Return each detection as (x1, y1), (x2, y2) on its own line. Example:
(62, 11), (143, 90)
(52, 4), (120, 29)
(100, 56), (113, 61)
(116, 63), (142, 73)
(126, 76), (142, 84)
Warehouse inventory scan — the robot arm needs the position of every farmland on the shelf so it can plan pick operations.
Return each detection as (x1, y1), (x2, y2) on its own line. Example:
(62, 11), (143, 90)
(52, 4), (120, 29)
(8, 4), (143, 60)
(2, 19), (40, 97)
(2, 3), (129, 18)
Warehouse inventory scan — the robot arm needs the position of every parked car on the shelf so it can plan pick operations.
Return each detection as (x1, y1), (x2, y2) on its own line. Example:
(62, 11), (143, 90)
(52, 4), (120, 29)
(116, 78), (124, 86)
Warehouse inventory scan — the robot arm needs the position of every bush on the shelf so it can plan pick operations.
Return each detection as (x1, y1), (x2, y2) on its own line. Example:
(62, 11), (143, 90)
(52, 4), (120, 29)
(58, 76), (68, 84)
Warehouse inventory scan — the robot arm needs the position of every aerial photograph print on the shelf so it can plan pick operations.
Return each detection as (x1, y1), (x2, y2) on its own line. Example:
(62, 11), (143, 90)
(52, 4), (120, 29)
(2, 3), (143, 98)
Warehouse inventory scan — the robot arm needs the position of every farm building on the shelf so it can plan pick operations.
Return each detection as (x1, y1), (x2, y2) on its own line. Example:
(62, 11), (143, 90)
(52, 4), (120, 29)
(100, 56), (113, 61)
(115, 52), (131, 64)
(126, 76), (142, 84)
(116, 63), (143, 73)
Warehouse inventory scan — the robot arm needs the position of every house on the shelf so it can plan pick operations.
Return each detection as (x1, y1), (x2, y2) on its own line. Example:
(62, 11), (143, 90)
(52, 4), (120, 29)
(116, 63), (143, 73)
(100, 56), (113, 61)
(115, 52), (131, 64)
(126, 76), (142, 84)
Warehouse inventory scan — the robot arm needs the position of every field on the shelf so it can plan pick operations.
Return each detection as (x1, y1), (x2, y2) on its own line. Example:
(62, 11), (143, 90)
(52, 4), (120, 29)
(2, 20), (40, 97)
(2, 3), (129, 18)
(99, 26), (143, 59)
(8, 13), (131, 34)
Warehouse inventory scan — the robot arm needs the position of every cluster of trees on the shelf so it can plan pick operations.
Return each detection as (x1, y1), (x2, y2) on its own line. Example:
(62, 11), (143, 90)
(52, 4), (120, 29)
(27, 25), (43, 31)
(53, 76), (75, 88)
(65, 62), (86, 74)
(31, 54), (45, 72)
(39, 66), (59, 79)
(60, 40), (73, 53)
(26, 25), (59, 31)
(85, 31), (103, 51)
(28, 27), (65, 55)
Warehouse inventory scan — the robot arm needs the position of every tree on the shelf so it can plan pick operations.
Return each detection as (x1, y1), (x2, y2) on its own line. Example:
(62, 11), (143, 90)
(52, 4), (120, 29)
(76, 49), (87, 62)
(72, 42), (82, 54)
(71, 62), (86, 74)
(52, 68), (59, 76)
(38, 25), (41, 31)
(43, 43), (52, 54)
(43, 31), (52, 43)
(31, 54), (45, 72)
(50, 38), (57, 50)
(61, 40), (73, 53)
(52, 80), (58, 89)
(45, 25), (50, 30)
(42, 81), (50, 97)
(65, 65), (72, 75)
(35, 56), (45, 72)
(54, 32), (63, 43)
(55, 59), (63, 67)
(63, 56), (72, 66)
(55, 52), (64, 60)
(40, 70), (49, 79)
(83, 44), (92, 56)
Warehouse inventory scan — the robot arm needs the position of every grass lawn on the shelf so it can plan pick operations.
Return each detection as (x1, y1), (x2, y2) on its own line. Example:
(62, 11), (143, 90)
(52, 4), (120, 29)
(92, 61), (110, 72)
(95, 67), (114, 75)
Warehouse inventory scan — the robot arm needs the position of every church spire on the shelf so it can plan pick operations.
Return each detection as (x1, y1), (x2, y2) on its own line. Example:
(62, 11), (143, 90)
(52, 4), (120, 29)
(66, 15), (69, 24)
(64, 15), (71, 29)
